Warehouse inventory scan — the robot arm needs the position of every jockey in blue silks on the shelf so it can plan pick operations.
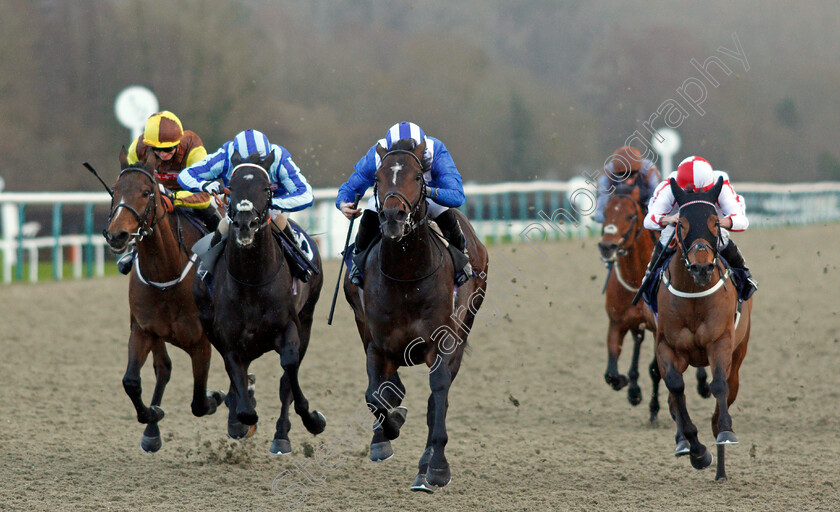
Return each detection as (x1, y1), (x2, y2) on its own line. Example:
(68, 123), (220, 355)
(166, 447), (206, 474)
(178, 129), (314, 281)
(336, 122), (472, 287)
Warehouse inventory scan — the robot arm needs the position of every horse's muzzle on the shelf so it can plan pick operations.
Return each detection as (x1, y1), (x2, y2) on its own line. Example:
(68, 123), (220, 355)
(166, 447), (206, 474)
(598, 241), (618, 262)
(379, 208), (408, 240)
(688, 262), (715, 286)
(104, 229), (130, 252)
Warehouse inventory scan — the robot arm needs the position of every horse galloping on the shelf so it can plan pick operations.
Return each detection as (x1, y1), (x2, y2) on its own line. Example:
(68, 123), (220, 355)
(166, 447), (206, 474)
(656, 177), (752, 481)
(193, 151), (326, 454)
(344, 139), (489, 492)
(598, 187), (709, 421)
(103, 148), (224, 453)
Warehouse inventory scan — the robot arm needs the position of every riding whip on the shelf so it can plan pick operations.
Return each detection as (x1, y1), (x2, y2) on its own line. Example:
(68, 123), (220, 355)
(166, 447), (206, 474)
(82, 162), (114, 198)
(327, 194), (361, 325)
(632, 232), (672, 305)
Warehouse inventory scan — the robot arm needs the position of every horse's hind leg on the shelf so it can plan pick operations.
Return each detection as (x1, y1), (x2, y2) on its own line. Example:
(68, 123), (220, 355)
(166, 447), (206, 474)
(365, 346), (401, 462)
(626, 330), (644, 406)
(188, 340), (224, 417)
(648, 355), (661, 424)
(696, 367), (711, 398)
(122, 326), (165, 451)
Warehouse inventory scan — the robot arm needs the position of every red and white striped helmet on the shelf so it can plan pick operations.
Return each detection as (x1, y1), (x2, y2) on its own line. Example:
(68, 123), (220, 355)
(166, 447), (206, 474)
(676, 156), (714, 192)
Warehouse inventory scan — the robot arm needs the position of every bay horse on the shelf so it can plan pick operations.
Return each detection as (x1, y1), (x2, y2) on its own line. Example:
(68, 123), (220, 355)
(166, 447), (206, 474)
(193, 151), (326, 454)
(343, 139), (489, 492)
(598, 186), (709, 422)
(656, 177), (752, 481)
(104, 148), (224, 453)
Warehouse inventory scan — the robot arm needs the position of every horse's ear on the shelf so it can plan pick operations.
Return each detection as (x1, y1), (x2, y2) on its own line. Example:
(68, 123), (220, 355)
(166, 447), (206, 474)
(413, 139), (426, 161)
(375, 143), (388, 159)
(119, 146), (128, 168)
(668, 177), (686, 204)
(262, 148), (275, 170)
(231, 151), (242, 168)
(143, 149), (159, 171)
(709, 176), (724, 201)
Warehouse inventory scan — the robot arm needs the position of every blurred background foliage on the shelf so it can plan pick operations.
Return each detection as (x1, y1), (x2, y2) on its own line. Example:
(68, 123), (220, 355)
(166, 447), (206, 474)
(2, 0), (839, 191)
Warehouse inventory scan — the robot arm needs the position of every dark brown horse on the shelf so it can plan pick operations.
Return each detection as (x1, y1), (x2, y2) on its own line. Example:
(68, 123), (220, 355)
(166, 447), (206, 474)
(656, 177), (752, 481)
(344, 139), (489, 492)
(103, 148), (224, 452)
(193, 151), (326, 454)
(598, 187), (709, 421)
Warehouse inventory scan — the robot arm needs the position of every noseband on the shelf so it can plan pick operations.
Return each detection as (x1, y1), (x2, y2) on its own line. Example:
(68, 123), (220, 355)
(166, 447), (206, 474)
(374, 149), (428, 236)
(105, 167), (163, 241)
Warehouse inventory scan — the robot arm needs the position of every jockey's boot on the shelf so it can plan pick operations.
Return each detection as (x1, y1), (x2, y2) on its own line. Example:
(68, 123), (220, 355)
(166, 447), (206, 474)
(720, 240), (757, 301)
(434, 209), (473, 286)
(194, 206), (222, 233)
(273, 224), (311, 283)
(117, 250), (136, 275)
(349, 210), (380, 288)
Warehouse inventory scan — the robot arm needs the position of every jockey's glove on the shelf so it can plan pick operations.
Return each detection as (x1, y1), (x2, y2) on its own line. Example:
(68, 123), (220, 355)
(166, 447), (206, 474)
(201, 180), (223, 195)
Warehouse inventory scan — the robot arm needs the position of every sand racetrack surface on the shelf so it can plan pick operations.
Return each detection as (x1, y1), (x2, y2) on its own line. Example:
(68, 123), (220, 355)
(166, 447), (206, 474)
(1, 223), (839, 511)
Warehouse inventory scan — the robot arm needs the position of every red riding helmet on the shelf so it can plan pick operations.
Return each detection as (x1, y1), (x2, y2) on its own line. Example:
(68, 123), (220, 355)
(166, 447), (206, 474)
(676, 156), (714, 192)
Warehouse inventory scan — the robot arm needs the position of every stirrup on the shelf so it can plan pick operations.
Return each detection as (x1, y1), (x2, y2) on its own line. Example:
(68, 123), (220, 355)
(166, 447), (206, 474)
(349, 262), (364, 288)
(455, 261), (472, 286)
(117, 250), (135, 275)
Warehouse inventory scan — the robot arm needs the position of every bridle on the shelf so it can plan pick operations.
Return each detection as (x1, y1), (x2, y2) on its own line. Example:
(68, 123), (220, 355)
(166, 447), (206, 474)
(674, 200), (721, 271)
(227, 163), (273, 231)
(105, 167), (164, 242)
(374, 149), (429, 237)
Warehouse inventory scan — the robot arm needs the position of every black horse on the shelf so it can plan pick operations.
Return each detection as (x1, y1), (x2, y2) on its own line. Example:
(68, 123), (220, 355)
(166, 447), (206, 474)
(193, 151), (326, 454)
(344, 139), (489, 492)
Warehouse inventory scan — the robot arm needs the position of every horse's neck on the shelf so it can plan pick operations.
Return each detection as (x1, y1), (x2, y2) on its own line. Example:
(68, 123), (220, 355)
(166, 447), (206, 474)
(136, 214), (184, 280)
(379, 225), (438, 281)
(226, 228), (282, 279)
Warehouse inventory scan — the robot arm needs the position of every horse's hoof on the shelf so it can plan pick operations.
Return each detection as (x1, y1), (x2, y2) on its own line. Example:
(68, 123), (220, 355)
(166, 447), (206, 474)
(605, 373), (629, 391)
(690, 447), (713, 470)
(716, 431), (739, 445)
(715, 474), (729, 483)
(142, 405), (165, 424)
(697, 381), (711, 399)
(674, 439), (691, 457)
(390, 406), (408, 428)
(270, 439), (292, 455)
(228, 422), (257, 440)
(425, 465), (451, 488)
(369, 441), (394, 462)
(410, 473), (434, 493)
(627, 386), (642, 406)
(306, 411), (326, 435)
(140, 435), (162, 453)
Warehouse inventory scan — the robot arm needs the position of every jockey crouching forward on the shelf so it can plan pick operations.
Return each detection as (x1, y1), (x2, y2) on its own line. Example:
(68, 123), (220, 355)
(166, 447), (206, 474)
(594, 145), (661, 223)
(118, 110), (221, 274)
(336, 121), (472, 287)
(177, 129), (315, 282)
(643, 155), (757, 300)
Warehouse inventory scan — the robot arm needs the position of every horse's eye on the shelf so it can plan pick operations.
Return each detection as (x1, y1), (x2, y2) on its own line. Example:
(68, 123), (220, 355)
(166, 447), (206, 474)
(415, 174), (422, 182)
(142, 190), (151, 198)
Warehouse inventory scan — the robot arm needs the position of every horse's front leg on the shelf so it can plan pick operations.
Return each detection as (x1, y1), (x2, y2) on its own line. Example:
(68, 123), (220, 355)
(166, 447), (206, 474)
(424, 354), (453, 488)
(659, 342), (711, 471)
(122, 325), (166, 451)
(708, 335), (741, 482)
(365, 344), (400, 462)
(604, 321), (629, 391)
(187, 339), (225, 417)
(274, 321), (326, 456)
(221, 351), (257, 427)
(626, 329), (644, 406)
(648, 354), (661, 423)
(139, 339), (172, 452)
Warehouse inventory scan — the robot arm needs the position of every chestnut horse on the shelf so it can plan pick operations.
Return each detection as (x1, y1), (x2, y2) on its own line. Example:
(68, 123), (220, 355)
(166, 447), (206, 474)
(104, 148), (224, 452)
(344, 139), (489, 492)
(656, 177), (752, 481)
(193, 151), (326, 454)
(598, 187), (709, 422)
